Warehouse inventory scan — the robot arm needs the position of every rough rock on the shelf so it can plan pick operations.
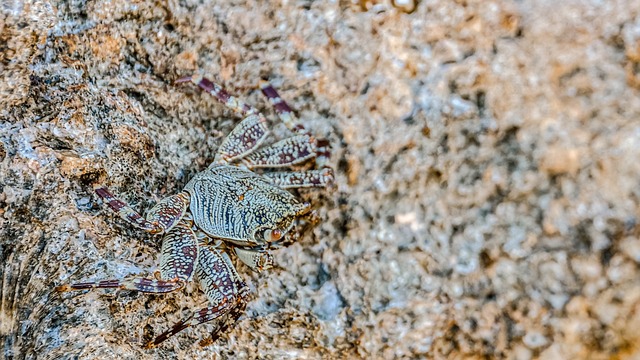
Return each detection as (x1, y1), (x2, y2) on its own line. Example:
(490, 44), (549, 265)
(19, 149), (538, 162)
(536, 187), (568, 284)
(2, 0), (640, 359)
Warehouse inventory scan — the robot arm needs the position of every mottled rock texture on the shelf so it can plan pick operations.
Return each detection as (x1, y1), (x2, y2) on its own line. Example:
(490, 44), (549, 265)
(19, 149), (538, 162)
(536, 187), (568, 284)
(2, 0), (640, 359)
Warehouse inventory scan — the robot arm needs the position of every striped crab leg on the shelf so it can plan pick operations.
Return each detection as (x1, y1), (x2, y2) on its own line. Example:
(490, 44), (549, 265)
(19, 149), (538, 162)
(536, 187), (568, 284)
(176, 75), (270, 164)
(259, 81), (332, 169)
(94, 187), (189, 235)
(144, 247), (250, 348)
(56, 221), (198, 295)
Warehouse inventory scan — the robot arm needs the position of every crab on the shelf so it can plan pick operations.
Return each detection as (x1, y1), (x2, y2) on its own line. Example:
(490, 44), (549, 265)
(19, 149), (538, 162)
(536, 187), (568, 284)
(56, 75), (334, 348)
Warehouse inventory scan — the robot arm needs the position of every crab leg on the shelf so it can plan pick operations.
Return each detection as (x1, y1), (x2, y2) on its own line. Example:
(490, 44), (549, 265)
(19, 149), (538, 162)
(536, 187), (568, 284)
(313, 138), (332, 169)
(263, 168), (335, 189)
(259, 80), (306, 135)
(55, 277), (184, 293)
(146, 293), (247, 348)
(56, 222), (198, 293)
(242, 135), (316, 168)
(144, 247), (249, 348)
(175, 75), (271, 164)
(95, 187), (189, 235)
(159, 221), (199, 281)
(213, 114), (269, 163)
(176, 75), (260, 117)
(204, 297), (248, 344)
(259, 81), (332, 168)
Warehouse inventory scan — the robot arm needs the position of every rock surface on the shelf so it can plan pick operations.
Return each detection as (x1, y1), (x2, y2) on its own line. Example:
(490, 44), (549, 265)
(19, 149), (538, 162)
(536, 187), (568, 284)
(2, 0), (640, 359)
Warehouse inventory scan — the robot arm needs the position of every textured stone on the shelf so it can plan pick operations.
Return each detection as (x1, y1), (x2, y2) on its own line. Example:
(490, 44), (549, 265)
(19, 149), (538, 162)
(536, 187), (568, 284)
(2, 0), (640, 359)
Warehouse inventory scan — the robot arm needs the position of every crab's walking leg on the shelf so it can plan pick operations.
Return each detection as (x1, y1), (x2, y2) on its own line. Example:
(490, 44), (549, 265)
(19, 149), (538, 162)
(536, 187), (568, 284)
(206, 299), (248, 343)
(313, 138), (332, 169)
(259, 81), (305, 135)
(259, 81), (332, 168)
(213, 114), (269, 163)
(158, 221), (199, 281)
(144, 247), (249, 348)
(263, 168), (335, 189)
(176, 75), (259, 117)
(55, 277), (183, 293)
(147, 294), (247, 348)
(176, 75), (272, 163)
(95, 187), (189, 235)
(242, 135), (316, 168)
(56, 222), (198, 293)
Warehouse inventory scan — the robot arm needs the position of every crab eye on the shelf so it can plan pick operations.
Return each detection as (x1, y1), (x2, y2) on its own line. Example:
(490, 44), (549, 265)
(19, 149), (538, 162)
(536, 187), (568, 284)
(263, 228), (283, 242)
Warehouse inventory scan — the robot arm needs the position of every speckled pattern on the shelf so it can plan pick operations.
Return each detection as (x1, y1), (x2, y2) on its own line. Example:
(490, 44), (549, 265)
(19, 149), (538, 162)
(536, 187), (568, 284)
(2, 0), (640, 359)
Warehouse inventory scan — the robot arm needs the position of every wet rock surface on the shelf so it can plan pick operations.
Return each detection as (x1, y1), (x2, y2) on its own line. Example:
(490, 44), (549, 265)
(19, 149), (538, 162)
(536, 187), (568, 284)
(2, 0), (640, 359)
